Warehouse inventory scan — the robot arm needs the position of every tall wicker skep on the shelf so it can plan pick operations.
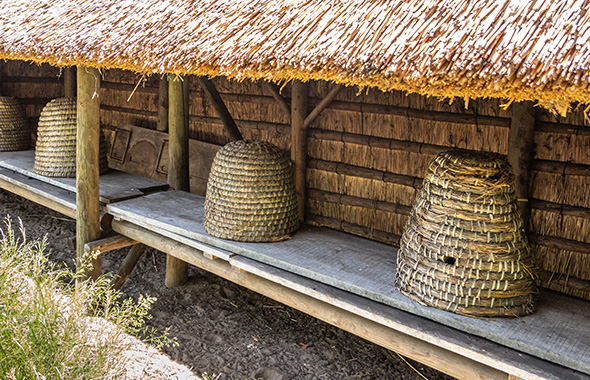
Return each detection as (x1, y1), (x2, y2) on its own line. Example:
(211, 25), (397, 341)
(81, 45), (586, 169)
(203, 140), (299, 242)
(396, 150), (538, 318)
(33, 98), (109, 178)
(0, 96), (31, 151)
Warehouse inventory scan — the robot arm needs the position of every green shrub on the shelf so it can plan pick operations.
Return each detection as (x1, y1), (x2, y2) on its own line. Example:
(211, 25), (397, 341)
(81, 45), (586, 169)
(0, 217), (175, 380)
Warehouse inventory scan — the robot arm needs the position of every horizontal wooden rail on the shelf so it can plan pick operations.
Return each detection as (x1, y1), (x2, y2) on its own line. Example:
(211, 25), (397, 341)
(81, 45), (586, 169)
(308, 188), (412, 216)
(529, 234), (590, 255)
(536, 121), (590, 137)
(307, 214), (401, 246)
(101, 104), (158, 118)
(539, 270), (590, 292)
(1, 76), (62, 84)
(531, 160), (590, 177)
(102, 81), (159, 94)
(308, 158), (423, 189)
(530, 199), (590, 218)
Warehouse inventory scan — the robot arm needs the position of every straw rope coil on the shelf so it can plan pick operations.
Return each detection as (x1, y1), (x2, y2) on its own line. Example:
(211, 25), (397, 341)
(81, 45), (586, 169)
(203, 140), (299, 242)
(0, 96), (31, 151)
(33, 98), (109, 178)
(396, 149), (538, 318)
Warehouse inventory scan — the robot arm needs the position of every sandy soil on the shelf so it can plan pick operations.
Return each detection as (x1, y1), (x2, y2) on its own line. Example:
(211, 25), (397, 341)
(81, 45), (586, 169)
(0, 189), (455, 380)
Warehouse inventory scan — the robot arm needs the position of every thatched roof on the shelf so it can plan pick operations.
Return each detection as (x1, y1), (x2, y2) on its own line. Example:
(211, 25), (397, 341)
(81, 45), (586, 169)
(1, 0), (589, 111)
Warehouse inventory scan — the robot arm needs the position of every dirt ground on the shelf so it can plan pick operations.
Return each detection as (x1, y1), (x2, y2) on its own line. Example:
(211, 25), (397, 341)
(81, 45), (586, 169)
(0, 189), (456, 380)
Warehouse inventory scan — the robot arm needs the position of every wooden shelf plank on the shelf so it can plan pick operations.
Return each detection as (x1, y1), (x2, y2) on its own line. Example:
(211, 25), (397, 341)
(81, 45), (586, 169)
(0, 150), (168, 204)
(106, 190), (590, 376)
(0, 167), (76, 218)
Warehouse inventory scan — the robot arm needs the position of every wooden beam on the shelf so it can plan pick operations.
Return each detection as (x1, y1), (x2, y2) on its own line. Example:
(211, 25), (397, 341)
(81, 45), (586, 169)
(291, 80), (310, 223)
(111, 219), (511, 380)
(263, 81), (291, 122)
(166, 74), (189, 287)
(508, 101), (535, 228)
(303, 84), (343, 128)
(196, 76), (243, 141)
(112, 243), (148, 291)
(76, 65), (102, 281)
(157, 77), (168, 131)
(64, 67), (75, 98)
(84, 234), (137, 254)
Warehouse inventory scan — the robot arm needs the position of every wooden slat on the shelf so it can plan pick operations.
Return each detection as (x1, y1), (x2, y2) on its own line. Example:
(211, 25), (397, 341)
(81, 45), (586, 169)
(0, 167), (76, 218)
(196, 76), (243, 141)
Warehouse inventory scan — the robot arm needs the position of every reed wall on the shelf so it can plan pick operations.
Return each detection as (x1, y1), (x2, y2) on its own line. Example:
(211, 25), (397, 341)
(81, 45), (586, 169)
(1, 60), (589, 300)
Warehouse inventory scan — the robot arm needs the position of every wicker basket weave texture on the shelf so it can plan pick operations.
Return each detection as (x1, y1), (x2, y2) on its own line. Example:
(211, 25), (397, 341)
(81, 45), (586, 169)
(0, 96), (31, 152)
(203, 140), (299, 242)
(396, 149), (538, 318)
(33, 98), (109, 178)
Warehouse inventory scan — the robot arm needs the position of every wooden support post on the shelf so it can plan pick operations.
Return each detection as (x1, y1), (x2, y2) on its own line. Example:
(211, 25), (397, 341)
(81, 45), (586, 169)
(263, 81), (291, 122)
(64, 67), (76, 98)
(157, 77), (169, 131)
(112, 243), (147, 291)
(196, 76), (243, 141)
(76, 66), (102, 281)
(291, 80), (310, 223)
(508, 101), (535, 228)
(166, 74), (189, 287)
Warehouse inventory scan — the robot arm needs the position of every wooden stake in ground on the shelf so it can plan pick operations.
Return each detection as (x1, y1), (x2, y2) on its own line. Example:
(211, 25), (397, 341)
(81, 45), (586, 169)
(76, 65), (101, 281)
(166, 74), (189, 287)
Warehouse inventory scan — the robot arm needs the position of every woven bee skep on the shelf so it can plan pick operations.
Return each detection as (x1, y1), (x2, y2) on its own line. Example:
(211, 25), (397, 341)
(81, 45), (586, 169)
(396, 149), (538, 318)
(0, 96), (31, 151)
(203, 140), (299, 242)
(33, 98), (109, 178)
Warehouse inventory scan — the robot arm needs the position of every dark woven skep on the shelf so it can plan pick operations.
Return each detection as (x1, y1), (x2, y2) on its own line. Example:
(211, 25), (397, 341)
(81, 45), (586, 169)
(396, 149), (538, 318)
(0, 96), (31, 151)
(33, 98), (109, 178)
(203, 140), (299, 242)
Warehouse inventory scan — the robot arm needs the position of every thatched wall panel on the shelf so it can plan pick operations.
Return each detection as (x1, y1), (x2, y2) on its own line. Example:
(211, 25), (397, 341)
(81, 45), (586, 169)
(530, 210), (590, 244)
(308, 199), (408, 238)
(312, 109), (363, 134)
(535, 131), (590, 165)
(533, 245), (590, 282)
(530, 172), (590, 209)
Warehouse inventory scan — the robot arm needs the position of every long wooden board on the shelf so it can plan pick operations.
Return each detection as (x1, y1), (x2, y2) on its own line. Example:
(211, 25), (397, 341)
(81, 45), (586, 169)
(107, 190), (590, 376)
(0, 150), (168, 203)
(230, 256), (588, 380)
(0, 167), (76, 218)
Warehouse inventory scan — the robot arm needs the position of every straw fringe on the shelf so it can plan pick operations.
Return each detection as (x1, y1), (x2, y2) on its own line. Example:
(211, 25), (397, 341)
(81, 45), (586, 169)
(1, 1), (590, 109)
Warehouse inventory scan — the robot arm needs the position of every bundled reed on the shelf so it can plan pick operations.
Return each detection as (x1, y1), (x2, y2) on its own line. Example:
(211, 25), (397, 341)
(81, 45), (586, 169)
(0, 96), (31, 151)
(396, 150), (538, 318)
(34, 98), (109, 178)
(203, 140), (299, 242)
